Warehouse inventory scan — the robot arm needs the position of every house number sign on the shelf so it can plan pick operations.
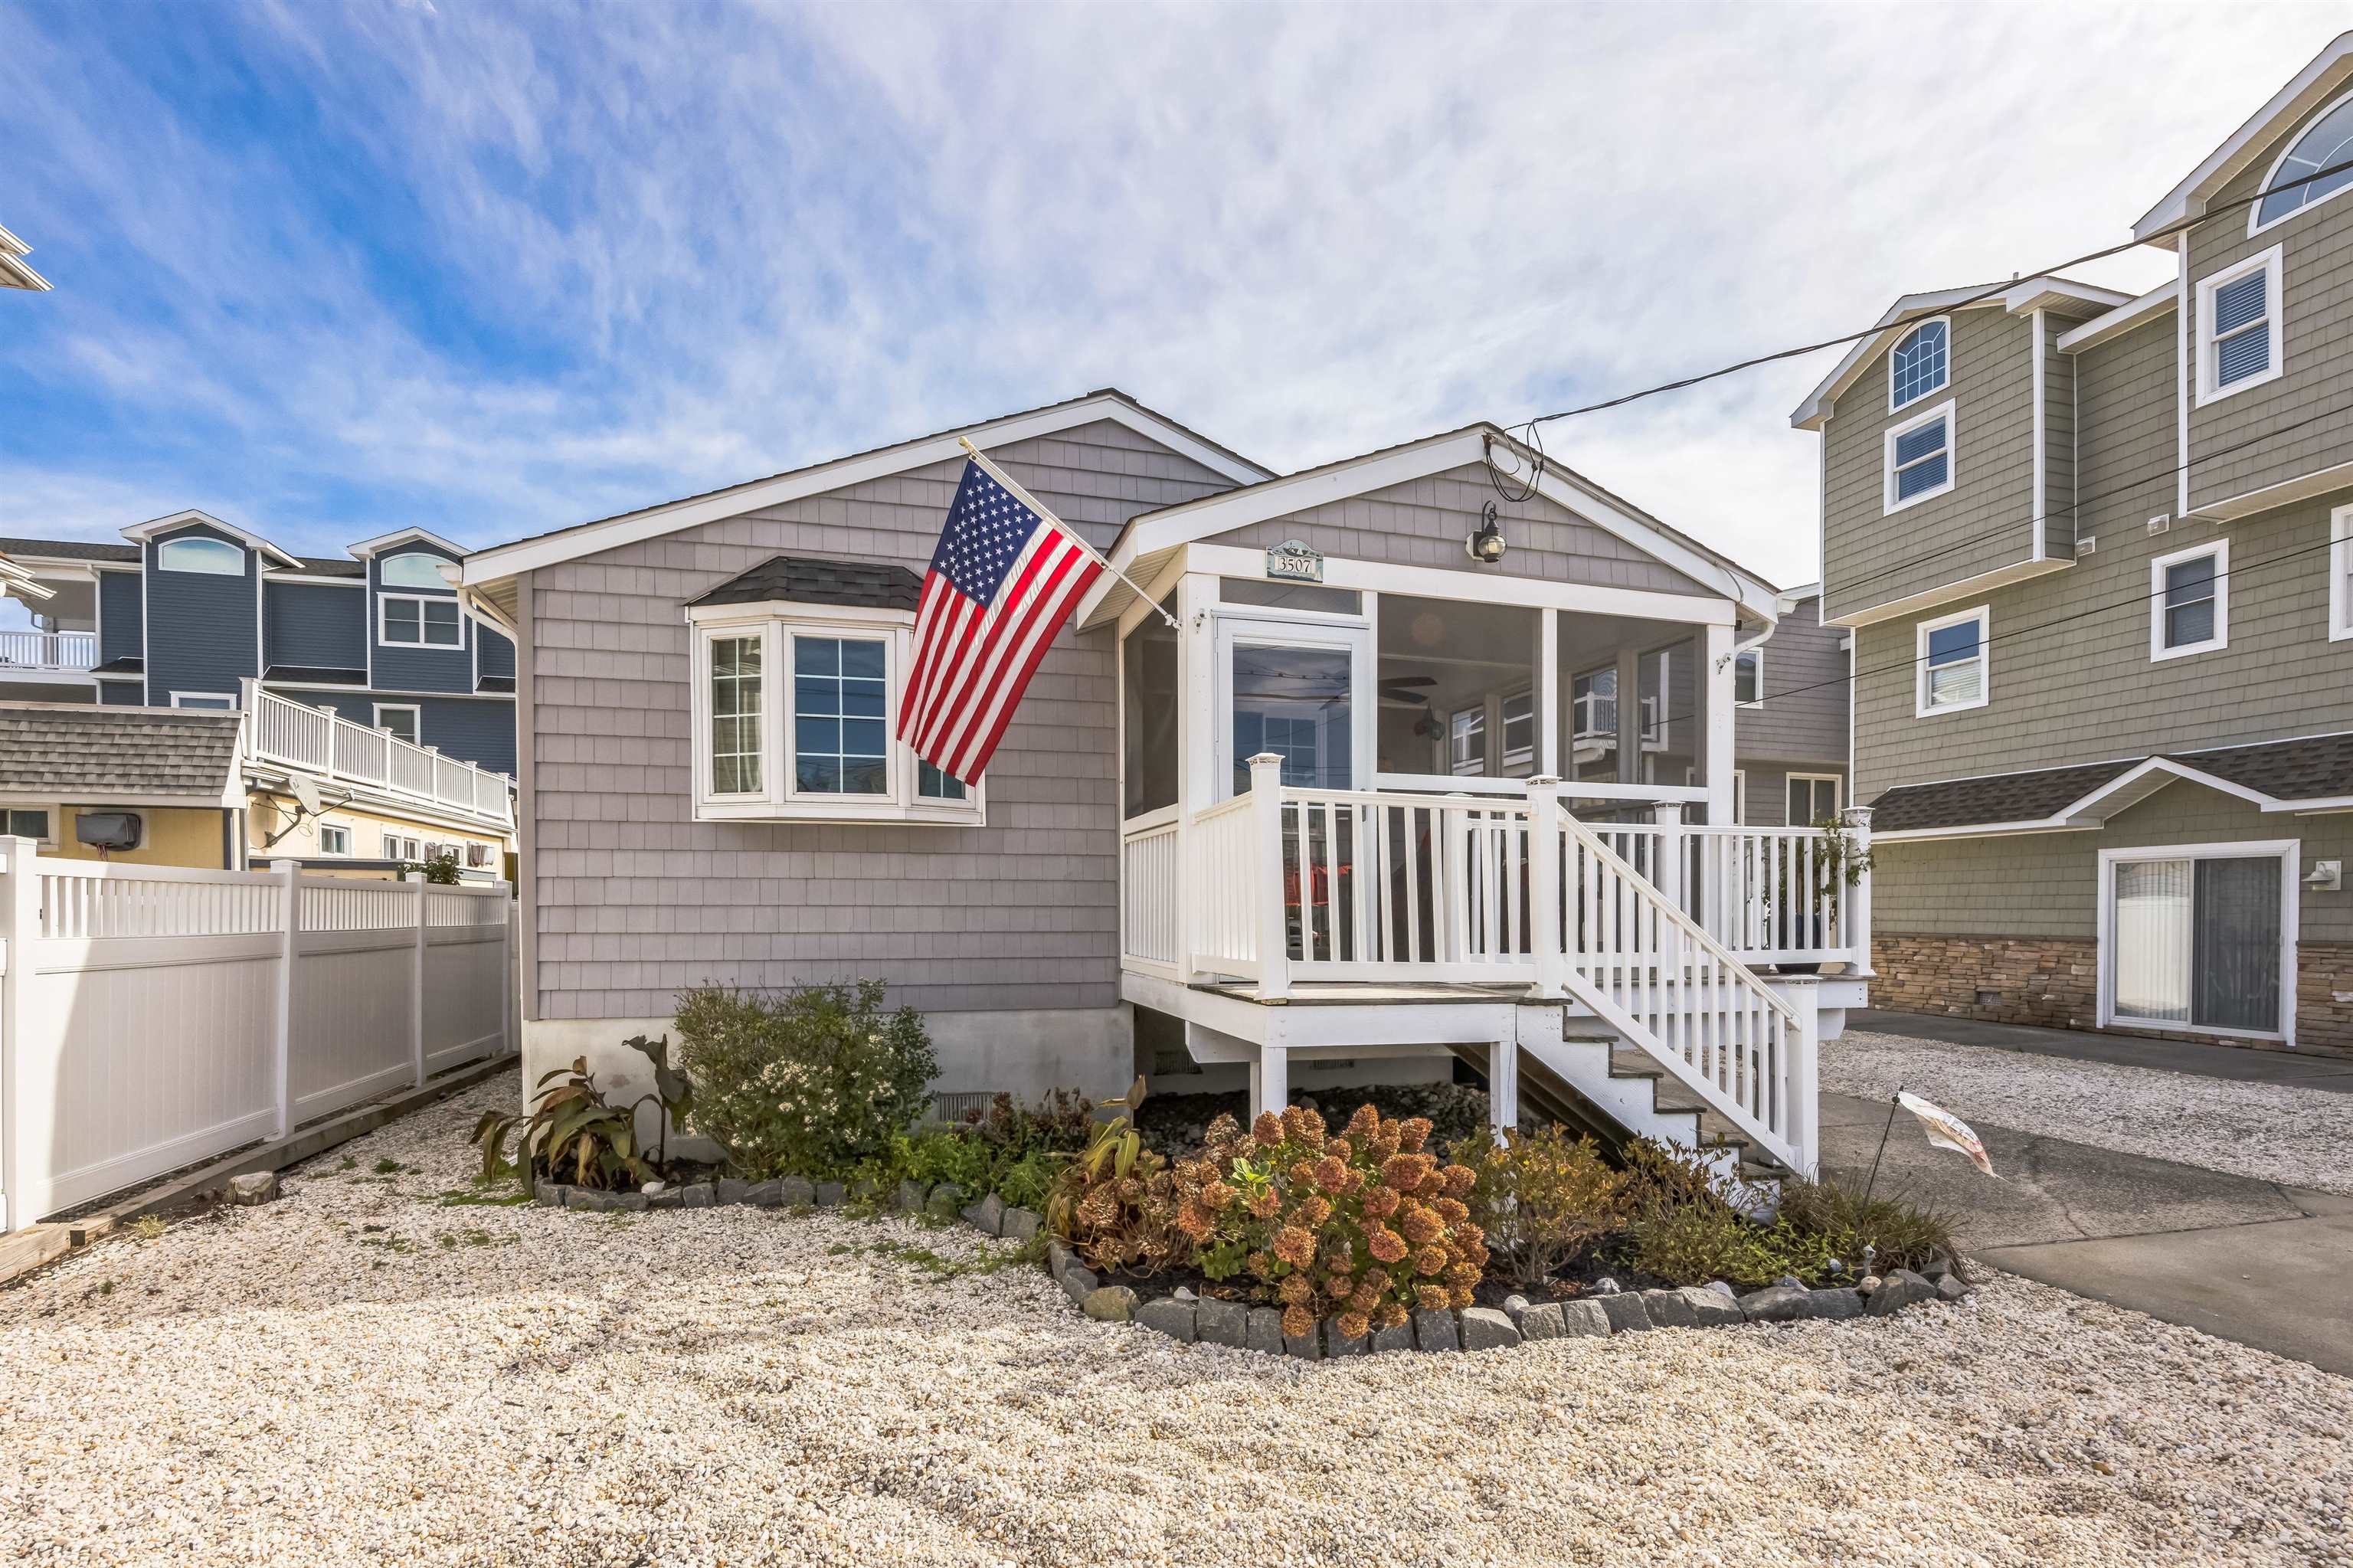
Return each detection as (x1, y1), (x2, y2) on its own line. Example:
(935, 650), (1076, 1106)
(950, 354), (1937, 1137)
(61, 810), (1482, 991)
(1265, 539), (1324, 584)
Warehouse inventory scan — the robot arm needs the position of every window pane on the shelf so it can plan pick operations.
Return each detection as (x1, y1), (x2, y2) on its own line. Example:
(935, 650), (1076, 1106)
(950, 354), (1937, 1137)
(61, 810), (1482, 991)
(1501, 691), (1534, 763)
(2163, 555), (2218, 647)
(2112, 859), (2192, 1022)
(423, 600), (463, 646)
(1231, 642), (1351, 793)
(709, 635), (762, 794)
(157, 537), (244, 574)
(379, 553), (449, 590)
(6, 809), (46, 838)
(1890, 320), (1947, 408)
(1449, 707), (1486, 774)
(1895, 448), (1949, 499)
(2216, 321), (2271, 386)
(919, 761), (967, 801)
(1735, 650), (1760, 704)
(2211, 270), (2267, 335)
(384, 600), (421, 642)
(1926, 620), (1980, 665)
(377, 708), (418, 744)
(2193, 857), (2281, 1032)
(1376, 594), (1535, 778)
(1893, 418), (1947, 468)
(791, 635), (888, 795)
(2256, 100), (2353, 224)
(1122, 597), (1179, 817)
(1927, 660), (1982, 705)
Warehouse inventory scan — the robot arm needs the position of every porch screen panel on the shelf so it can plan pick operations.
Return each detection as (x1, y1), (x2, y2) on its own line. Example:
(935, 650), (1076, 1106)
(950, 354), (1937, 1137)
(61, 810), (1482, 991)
(1375, 594), (1535, 779)
(2111, 859), (2191, 1023)
(2192, 856), (2281, 1033)
(1122, 596), (1179, 818)
(1231, 644), (1351, 791)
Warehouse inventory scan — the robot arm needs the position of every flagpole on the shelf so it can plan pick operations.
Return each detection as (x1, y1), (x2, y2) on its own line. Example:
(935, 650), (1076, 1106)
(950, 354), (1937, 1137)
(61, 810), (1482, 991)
(1860, 1084), (1901, 1217)
(957, 437), (1181, 630)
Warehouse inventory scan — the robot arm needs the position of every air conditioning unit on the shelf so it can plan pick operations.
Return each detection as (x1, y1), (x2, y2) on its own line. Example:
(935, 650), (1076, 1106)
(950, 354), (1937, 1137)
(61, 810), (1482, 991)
(2147, 514), (2171, 536)
(2077, 534), (2097, 555)
(74, 812), (142, 852)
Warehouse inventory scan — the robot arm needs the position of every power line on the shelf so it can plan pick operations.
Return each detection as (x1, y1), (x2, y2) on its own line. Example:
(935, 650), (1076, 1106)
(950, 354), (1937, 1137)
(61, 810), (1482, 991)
(1499, 151), (2353, 437)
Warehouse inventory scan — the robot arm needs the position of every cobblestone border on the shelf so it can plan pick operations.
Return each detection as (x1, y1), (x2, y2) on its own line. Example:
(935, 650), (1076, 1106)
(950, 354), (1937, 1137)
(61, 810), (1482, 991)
(532, 1173), (1971, 1354)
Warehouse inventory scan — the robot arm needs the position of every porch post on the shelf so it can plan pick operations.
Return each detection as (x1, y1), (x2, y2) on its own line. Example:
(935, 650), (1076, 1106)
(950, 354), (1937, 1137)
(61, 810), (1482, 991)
(1614, 646), (1642, 784)
(1699, 623), (1736, 826)
(1779, 974), (1821, 1179)
(1251, 1043), (1290, 1120)
(1525, 775), (1566, 1000)
(1487, 1038), (1518, 1138)
(1839, 805), (1874, 976)
(1536, 610), (1559, 777)
(1248, 752), (1291, 1001)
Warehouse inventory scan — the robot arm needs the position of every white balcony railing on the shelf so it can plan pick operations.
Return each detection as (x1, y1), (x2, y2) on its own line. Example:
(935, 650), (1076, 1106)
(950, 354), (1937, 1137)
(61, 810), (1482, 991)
(0, 629), (98, 673)
(242, 680), (513, 830)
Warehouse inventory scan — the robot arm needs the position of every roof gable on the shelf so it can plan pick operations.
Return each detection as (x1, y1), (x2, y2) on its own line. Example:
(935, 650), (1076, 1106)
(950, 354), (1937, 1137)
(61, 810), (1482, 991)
(2134, 31), (2353, 239)
(688, 555), (924, 613)
(122, 509), (301, 569)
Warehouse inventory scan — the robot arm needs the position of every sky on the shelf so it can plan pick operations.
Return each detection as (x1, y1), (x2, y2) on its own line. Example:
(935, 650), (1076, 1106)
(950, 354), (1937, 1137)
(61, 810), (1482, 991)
(2, 2), (2344, 600)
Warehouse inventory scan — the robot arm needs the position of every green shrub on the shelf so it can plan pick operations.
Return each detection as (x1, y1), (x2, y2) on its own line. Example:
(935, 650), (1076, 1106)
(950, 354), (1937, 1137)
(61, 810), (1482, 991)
(1448, 1125), (1630, 1287)
(895, 1128), (994, 1192)
(992, 1150), (1061, 1212)
(671, 980), (938, 1179)
(1775, 1175), (1960, 1279)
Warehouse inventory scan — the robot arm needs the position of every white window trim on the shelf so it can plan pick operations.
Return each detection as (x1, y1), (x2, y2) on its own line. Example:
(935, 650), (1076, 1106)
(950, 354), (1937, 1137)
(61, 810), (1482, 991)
(318, 823), (352, 856)
(373, 702), (421, 744)
(2330, 504), (2353, 643)
(377, 592), (464, 648)
(1734, 647), (1764, 708)
(1882, 398), (1957, 514)
(378, 552), (455, 591)
(2248, 86), (2353, 237)
(2149, 538), (2229, 662)
(2, 804), (57, 845)
(1886, 316), (1951, 412)
(381, 831), (421, 862)
(1914, 604), (1989, 718)
(2096, 840), (2298, 1047)
(155, 536), (245, 576)
(2194, 244), (2284, 407)
(169, 691), (237, 709)
(1785, 771), (1843, 826)
(687, 601), (985, 826)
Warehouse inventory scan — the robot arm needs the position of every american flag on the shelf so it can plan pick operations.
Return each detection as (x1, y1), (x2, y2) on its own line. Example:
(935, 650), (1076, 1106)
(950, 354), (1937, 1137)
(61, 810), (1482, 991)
(899, 454), (1105, 785)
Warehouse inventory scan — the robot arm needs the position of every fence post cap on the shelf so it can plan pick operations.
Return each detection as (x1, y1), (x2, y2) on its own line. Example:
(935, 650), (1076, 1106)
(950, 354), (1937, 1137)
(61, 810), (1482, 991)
(268, 857), (301, 872)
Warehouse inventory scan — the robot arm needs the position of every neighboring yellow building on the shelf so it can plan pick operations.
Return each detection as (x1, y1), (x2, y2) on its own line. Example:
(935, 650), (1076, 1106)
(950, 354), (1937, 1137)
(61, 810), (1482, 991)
(0, 700), (514, 879)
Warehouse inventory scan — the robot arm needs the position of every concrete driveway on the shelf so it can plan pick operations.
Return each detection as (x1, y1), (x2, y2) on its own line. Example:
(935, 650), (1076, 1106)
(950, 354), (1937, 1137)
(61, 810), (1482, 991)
(1820, 1089), (2353, 1375)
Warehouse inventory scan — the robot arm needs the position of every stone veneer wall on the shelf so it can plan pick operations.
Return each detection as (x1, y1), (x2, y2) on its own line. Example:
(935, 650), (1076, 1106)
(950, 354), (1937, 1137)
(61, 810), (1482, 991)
(1869, 932), (2353, 1061)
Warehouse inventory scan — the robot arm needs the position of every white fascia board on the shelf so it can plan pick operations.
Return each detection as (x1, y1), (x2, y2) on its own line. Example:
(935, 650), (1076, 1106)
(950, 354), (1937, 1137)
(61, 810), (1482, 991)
(1869, 820), (2099, 843)
(2192, 457), (2353, 523)
(463, 395), (1270, 586)
(2133, 31), (2353, 239)
(1182, 541), (1736, 624)
(1788, 287), (2004, 430)
(1527, 464), (1779, 624)
(2057, 280), (2181, 354)
(1825, 555), (2073, 628)
(2000, 279), (2133, 317)
(348, 526), (468, 561)
(121, 509), (303, 568)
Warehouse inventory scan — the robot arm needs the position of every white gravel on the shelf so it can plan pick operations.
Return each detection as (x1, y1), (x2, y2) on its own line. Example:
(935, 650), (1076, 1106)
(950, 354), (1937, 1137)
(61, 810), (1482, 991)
(1, 1073), (2347, 1567)
(1824, 1029), (2353, 1196)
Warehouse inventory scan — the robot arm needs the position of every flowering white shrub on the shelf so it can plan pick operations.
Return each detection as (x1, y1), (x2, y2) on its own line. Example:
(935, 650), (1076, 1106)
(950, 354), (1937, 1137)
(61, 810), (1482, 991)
(672, 980), (938, 1179)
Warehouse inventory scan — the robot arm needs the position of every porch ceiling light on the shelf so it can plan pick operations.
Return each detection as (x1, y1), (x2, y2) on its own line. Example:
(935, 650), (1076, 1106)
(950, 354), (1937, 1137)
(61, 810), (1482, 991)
(1465, 502), (1508, 565)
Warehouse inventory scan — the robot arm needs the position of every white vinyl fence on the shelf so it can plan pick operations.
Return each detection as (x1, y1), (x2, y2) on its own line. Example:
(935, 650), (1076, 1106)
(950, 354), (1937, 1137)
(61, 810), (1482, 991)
(0, 839), (515, 1230)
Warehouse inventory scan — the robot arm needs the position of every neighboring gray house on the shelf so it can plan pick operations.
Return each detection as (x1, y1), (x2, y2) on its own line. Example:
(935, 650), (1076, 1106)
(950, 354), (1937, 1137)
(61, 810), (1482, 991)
(465, 390), (1865, 1178)
(1733, 584), (1850, 829)
(1792, 32), (2353, 1056)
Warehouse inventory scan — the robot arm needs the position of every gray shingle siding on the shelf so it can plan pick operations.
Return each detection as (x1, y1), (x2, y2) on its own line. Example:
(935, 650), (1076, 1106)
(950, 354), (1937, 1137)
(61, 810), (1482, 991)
(265, 581), (367, 673)
(142, 523), (259, 706)
(1736, 594), (1846, 771)
(520, 417), (1235, 1023)
(2040, 312), (2077, 556)
(1823, 307), (2038, 624)
(97, 568), (142, 664)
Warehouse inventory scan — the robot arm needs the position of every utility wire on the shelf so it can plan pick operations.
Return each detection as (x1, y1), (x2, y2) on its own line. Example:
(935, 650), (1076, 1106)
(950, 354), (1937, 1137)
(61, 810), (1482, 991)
(1505, 151), (2353, 433)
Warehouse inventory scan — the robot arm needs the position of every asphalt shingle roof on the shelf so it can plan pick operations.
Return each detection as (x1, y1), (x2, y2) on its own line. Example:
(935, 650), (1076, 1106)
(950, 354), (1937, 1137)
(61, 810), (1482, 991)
(0, 704), (241, 798)
(0, 536), (364, 577)
(263, 665), (365, 686)
(1869, 732), (2353, 833)
(688, 554), (925, 612)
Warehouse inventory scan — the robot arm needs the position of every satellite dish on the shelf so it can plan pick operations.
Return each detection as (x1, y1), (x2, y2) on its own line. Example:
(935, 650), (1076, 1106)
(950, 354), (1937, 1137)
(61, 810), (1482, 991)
(291, 775), (322, 815)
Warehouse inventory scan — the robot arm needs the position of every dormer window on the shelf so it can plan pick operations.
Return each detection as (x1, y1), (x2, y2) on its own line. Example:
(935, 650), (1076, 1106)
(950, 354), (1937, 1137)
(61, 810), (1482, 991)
(156, 536), (244, 575)
(1888, 318), (1949, 410)
(2253, 90), (2353, 232)
(379, 552), (452, 590)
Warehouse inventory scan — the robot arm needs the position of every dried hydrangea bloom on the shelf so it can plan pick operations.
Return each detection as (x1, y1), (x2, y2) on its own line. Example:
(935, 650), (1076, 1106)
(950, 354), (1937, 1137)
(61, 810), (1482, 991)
(1281, 1303), (1317, 1340)
(1342, 1104), (1379, 1141)
(1432, 1196), (1469, 1226)
(1360, 1267), (1392, 1295)
(1449, 1285), (1479, 1311)
(1442, 1164), (1478, 1197)
(1396, 1117), (1432, 1154)
(1310, 1154), (1348, 1193)
(1318, 1236), (1354, 1274)
(1443, 1261), (1481, 1290)
(1289, 1160), (1318, 1187)
(1247, 1249), (1273, 1276)
(1252, 1111), (1284, 1146)
(1248, 1188), (1282, 1220)
(1298, 1193), (1333, 1227)
(1277, 1273), (1314, 1307)
(1380, 1153), (1433, 1192)
(1272, 1226), (1317, 1268)
(1366, 1225), (1408, 1265)
(1374, 1302), (1410, 1331)
(1414, 1282), (1451, 1311)
(1348, 1282), (1382, 1314)
(1452, 1220), (1485, 1250)
(1279, 1104), (1326, 1145)
(1334, 1310), (1370, 1342)
(1174, 1199), (1216, 1242)
(1201, 1179), (1236, 1211)
(1360, 1183), (1400, 1221)
(1324, 1136), (1353, 1162)
(1205, 1112), (1242, 1145)
(1397, 1203), (1443, 1246)
(1412, 1243), (1449, 1278)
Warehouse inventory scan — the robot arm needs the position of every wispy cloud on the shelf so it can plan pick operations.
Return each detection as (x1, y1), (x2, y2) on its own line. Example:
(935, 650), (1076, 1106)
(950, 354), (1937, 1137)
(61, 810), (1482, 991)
(0, 2), (2337, 588)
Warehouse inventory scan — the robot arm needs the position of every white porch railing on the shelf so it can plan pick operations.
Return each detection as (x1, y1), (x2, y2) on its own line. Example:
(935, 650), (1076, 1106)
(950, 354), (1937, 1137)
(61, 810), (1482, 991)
(0, 630), (97, 673)
(243, 680), (513, 830)
(1136, 757), (1867, 1173)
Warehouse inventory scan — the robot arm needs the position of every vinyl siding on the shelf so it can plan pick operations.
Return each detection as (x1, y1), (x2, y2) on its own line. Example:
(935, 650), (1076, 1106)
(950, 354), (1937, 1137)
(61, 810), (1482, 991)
(1821, 307), (2039, 624)
(142, 523), (259, 705)
(2186, 92), (2353, 512)
(1212, 463), (1714, 597)
(522, 417), (1235, 1023)
(2067, 313), (2178, 549)
(98, 680), (142, 707)
(1874, 779), (2352, 944)
(1735, 594), (1847, 768)
(369, 542), (473, 695)
(1854, 486), (2353, 802)
(97, 569), (142, 664)
(264, 581), (367, 673)
(2040, 312), (2077, 556)
(478, 624), (515, 683)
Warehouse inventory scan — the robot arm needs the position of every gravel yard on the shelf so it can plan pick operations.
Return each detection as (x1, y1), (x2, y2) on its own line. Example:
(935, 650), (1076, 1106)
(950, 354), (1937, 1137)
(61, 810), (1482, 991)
(1824, 1029), (2353, 1197)
(1, 1075), (2347, 1568)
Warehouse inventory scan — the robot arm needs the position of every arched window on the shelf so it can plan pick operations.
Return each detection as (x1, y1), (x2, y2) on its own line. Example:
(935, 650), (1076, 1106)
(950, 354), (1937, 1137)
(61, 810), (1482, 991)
(379, 552), (451, 590)
(155, 536), (244, 575)
(2256, 92), (2353, 231)
(1889, 319), (1949, 410)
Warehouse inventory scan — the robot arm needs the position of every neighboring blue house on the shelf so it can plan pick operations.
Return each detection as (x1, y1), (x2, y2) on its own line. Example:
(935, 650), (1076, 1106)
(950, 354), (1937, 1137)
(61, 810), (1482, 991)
(0, 512), (516, 775)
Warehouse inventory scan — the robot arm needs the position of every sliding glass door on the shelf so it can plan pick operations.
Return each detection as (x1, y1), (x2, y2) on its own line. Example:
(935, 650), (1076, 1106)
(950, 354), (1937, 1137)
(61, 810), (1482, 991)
(2106, 847), (2289, 1037)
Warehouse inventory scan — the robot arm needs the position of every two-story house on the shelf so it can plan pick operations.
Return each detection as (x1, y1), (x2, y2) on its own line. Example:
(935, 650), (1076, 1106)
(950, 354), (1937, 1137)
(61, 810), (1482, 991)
(1794, 32), (2353, 1058)
(0, 512), (518, 874)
